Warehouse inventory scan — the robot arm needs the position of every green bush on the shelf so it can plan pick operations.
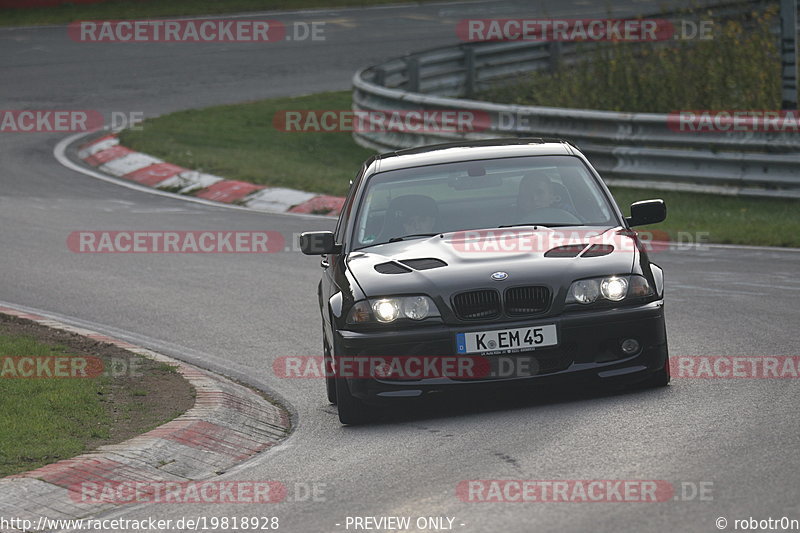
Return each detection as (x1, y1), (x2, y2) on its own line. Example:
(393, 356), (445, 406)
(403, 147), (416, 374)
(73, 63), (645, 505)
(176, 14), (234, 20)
(480, 6), (792, 112)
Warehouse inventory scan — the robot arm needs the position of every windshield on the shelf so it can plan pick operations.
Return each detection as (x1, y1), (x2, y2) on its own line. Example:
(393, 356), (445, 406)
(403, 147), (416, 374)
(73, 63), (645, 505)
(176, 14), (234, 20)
(352, 155), (618, 249)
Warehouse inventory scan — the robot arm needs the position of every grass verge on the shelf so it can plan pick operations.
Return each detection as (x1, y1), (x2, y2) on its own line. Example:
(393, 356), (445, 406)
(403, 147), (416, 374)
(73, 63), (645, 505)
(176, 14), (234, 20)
(1, 0), (432, 27)
(0, 315), (194, 477)
(120, 91), (800, 247)
(0, 333), (108, 477)
(120, 90), (374, 196)
(610, 187), (800, 248)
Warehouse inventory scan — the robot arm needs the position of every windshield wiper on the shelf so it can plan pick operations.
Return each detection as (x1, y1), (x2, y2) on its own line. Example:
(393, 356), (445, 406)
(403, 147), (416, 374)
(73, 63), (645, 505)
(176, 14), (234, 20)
(497, 223), (585, 228)
(387, 233), (440, 243)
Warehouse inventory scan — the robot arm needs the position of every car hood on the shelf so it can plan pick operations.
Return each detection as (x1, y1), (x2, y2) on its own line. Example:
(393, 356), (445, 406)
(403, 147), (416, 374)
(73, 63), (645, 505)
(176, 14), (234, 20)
(346, 226), (638, 298)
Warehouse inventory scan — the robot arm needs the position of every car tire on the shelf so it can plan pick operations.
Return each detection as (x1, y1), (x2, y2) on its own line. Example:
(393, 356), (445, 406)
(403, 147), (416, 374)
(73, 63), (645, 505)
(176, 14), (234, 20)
(335, 375), (375, 425)
(331, 334), (375, 425)
(323, 331), (337, 405)
(325, 354), (337, 405)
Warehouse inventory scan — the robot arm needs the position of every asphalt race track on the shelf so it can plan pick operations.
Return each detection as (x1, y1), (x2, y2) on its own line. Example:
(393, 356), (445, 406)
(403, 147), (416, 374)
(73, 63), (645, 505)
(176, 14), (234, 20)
(1, 1), (799, 532)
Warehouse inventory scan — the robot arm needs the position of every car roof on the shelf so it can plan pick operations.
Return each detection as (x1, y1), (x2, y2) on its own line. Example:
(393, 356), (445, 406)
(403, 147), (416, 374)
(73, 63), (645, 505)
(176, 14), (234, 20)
(368, 138), (577, 173)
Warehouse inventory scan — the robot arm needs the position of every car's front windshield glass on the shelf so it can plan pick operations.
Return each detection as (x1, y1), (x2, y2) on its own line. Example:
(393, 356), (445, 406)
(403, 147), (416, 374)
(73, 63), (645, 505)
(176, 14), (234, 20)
(352, 155), (618, 249)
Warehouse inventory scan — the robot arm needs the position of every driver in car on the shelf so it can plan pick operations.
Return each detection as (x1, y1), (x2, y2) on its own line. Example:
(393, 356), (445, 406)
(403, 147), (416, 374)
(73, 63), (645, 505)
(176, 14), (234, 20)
(518, 172), (561, 212)
(366, 194), (439, 244)
(402, 208), (436, 235)
(516, 172), (581, 224)
(391, 194), (438, 236)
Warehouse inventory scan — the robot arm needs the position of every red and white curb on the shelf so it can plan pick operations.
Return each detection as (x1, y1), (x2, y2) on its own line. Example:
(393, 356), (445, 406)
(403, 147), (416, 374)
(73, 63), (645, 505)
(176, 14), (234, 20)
(0, 304), (290, 529)
(77, 134), (346, 216)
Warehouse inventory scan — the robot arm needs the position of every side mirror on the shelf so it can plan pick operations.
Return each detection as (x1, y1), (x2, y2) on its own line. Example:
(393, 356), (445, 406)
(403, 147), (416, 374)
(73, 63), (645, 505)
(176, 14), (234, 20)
(299, 231), (341, 255)
(627, 199), (666, 227)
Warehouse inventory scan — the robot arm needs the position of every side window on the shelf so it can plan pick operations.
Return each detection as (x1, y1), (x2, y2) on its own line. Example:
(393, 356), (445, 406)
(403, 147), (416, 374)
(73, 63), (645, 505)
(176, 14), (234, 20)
(334, 166), (364, 244)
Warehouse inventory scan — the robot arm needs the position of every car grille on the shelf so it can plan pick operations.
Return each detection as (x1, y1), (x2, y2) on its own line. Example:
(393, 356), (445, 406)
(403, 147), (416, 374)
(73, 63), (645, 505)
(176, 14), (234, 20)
(452, 290), (501, 320)
(505, 286), (551, 315)
(452, 286), (551, 320)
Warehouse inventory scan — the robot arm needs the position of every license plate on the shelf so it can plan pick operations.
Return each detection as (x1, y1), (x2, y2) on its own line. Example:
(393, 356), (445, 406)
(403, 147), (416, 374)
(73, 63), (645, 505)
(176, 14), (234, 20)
(456, 324), (558, 355)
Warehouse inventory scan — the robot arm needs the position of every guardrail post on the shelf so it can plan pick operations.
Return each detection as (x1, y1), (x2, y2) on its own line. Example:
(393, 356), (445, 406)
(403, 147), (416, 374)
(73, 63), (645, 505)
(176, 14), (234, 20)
(464, 46), (476, 98)
(373, 67), (386, 87)
(548, 42), (562, 72)
(780, 0), (798, 109)
(405, 56), (420, 92)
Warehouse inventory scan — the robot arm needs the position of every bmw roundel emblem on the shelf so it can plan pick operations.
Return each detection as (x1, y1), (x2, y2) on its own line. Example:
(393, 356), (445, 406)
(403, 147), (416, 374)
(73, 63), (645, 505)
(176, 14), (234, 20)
(491, 271), (508, 281)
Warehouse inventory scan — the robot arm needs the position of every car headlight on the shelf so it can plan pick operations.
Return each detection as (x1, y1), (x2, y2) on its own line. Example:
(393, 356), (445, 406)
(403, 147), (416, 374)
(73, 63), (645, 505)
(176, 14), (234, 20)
(570, 279), (601, 304)
(402, 296), (431, 320)
(600, 277), (628, 301)
(566, 275), (652, 305)
(373, 299), (400, 323)
(347, 296), (440, 324)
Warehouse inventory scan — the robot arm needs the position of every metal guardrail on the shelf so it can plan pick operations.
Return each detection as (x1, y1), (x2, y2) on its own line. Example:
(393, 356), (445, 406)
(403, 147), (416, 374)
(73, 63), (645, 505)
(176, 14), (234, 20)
(352, 2), (800, 198)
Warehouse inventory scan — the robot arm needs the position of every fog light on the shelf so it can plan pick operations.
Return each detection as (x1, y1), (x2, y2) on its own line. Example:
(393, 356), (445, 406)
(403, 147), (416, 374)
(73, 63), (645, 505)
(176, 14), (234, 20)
(620, 338), (640, 355)
(371, 361), (393, 378)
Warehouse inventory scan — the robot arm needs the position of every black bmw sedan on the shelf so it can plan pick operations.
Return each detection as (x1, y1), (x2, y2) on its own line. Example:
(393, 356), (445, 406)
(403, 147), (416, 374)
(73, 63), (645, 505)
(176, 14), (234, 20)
(300, 138), (669, 424)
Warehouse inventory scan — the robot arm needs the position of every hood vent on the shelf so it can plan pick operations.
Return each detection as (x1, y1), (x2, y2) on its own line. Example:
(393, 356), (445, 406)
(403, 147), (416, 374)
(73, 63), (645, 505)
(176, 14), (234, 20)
(375, 258), (448, 274)
(374, 262), (413, 274)
(544, 244), (586, 258)
(399, 258), (448, 270)
(581, 244), (615, 257)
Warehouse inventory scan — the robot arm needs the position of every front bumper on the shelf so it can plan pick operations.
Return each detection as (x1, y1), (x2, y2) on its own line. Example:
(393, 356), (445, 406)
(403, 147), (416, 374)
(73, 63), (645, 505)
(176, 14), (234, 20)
(335, 300), (667, 403)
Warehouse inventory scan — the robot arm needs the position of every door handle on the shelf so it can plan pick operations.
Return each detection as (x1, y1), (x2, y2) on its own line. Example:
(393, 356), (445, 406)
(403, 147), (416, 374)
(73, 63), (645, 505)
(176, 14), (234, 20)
(320, 255), (329, 268)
